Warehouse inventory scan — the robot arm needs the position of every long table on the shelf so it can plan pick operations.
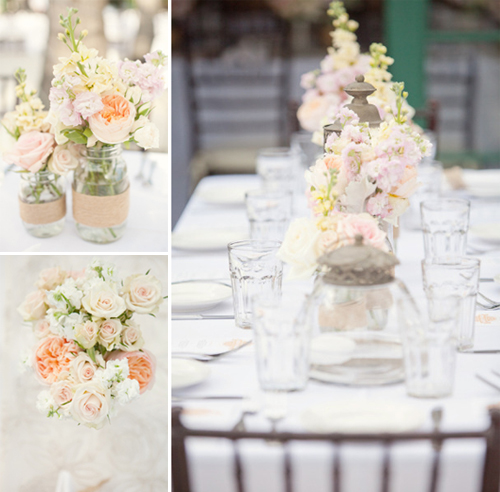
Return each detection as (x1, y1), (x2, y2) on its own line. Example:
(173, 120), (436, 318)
(172, 173), (500, 492)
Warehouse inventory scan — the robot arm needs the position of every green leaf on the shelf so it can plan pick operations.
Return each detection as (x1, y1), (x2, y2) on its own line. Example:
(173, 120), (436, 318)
(87, 347), (96, 364)
(83, 127), (93, 138)
(145, 269), (151, 276)
(63, 129), (87, 144)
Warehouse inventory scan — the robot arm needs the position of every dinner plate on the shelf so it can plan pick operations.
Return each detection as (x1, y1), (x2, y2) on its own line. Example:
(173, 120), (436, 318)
(301, 400), (425, 434)
(172, 228), (248, 251)
(469, 223), (500, 244)
(171, 358), (211, 390)
(197, 186), (250, 205)
(463, 170), (500, 198)
(171, 281), (233, 313)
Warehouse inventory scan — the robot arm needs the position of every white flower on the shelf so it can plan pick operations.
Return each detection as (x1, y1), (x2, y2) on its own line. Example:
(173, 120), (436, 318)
(47, 144), (79, 176)
(35, 267), (67, 291)
(120, 320), (145, 351)
(74, 320), (99, 349)
(277, 218), (321, 280)
(122, 273), (163, 314)
(97, 359), (130, 390)
(36, 390), (57, 417)
(126, 86), (143, 105)
(133, 120), (159, 150)
(18, 290), (47, 321)
(46, 278), (83, 312)
(70, 353), (99, 384)
(82, 280), (126, 319)
(70, 382), (110, 429)
(114, 378), (140, 405)
(50, 380), (74, 413)
(86, 260), (117, 284)
(98, 319), (123, 350)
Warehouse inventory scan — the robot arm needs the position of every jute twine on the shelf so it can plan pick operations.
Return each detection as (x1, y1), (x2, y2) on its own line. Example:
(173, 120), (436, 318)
(18, 195), (66, 225)
(72, 186), (130, 228)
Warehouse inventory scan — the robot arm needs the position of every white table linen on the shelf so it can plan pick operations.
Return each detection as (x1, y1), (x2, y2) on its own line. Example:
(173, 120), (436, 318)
(172, 173), (500, 492)
(0, 151), (169, 252)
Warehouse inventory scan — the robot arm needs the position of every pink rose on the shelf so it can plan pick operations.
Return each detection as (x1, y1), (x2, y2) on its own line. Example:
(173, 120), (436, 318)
(47, 144), (79, 176)
(3, 131), (55, 173)
(50, 381), (73, 407)
(391, 165), (420, 199)
(340, 213), (388, 250)
(18, 290), (47, 321)
(107, 350), (156, 394)
(88, 94), (136, 145)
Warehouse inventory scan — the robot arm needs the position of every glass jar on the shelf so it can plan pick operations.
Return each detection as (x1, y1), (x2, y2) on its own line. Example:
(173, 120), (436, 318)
(19, 171), (66, 238)
(305, 236), (413, 386)
(72, 144), (129, 244)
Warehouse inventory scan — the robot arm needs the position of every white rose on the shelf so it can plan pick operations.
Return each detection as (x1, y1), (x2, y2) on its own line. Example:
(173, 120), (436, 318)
(50, 380), (73, 410)
(297, 95), (338, 133)
(33, 319), (52, 339)
(18, 290), (47, 321)
(120, 321), (145, 351)
(70, 382), (110, 429)
(74, 320), (99, 349)
(70, 353), (98, 384)
(277, 218), (321, 280)
(133, 120), (159, 150)
(126, 86), (143, 104)
(47, 144), (79, 175)
(35, 267), (67, 291)
(82, 281), (126, 318)
(98, 319), (123, 350)
(122, 274), (163, 314)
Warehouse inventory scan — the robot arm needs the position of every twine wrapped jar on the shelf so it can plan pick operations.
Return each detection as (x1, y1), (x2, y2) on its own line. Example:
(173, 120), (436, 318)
(19, 171), (66, 238)
(72, 144), (129, 244)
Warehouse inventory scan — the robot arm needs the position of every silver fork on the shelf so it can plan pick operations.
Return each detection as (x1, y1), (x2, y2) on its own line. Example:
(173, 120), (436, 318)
(477, 292), (500, 310)
(172, 340), (252, 362)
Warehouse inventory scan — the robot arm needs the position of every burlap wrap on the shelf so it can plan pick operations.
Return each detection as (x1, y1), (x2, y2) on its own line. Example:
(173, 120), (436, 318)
(18, 195), (66, 225)
(72, 186), (130, 228)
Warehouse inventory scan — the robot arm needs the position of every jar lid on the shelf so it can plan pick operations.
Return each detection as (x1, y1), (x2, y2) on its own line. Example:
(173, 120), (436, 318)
(317, 235), (399, 286)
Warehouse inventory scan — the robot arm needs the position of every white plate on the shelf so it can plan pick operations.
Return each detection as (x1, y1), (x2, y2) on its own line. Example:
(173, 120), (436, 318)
(464, 170), (500, 198)
(301, 400), (425, 434)
(197, 187), (249, 205)
(171, 281), (233, 313)
(172, 229), (248, 251)
(171, 358), (211, 389)
(470, 223), (500, 244)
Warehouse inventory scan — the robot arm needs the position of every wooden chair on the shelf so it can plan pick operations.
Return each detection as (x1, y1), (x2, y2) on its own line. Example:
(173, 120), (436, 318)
(0, 74), (16, 120)
(182, 1), (291, 188)
(172, 405), (500, 492)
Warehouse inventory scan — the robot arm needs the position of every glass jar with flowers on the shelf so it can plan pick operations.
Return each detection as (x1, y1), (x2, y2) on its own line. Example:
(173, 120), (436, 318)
(46, 9), (166, 244)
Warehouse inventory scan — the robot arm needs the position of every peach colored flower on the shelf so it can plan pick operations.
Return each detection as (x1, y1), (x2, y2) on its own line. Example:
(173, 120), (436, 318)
(297, 95), (333, 133)
(323, 154), (343, 171)
(34, 336), (80, 385)
(391, 165), (420, 199)
(3, 131), (55, 172)
(107, 350), (155, 394)
(35, 267), (67, 291)
(70, 353), (98, 384)
(121, 322), (144, 352)
(18, 290), (47, 321)
(88, 94), (136, 144)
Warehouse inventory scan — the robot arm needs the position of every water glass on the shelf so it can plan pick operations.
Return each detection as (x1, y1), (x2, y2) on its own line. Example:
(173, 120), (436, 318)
(399, 295), (459, 398)
(290, 130), (322, 170)
(421, 198), (470, 257)
(422, 257), (480, 351)
(252, 294), (312, 392)
(245, 189), (292, 241)
(256, 147), (300, 192)
(228, 240), (283, 329)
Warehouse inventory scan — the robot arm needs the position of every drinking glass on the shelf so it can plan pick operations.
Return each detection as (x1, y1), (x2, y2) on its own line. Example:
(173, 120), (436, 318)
(256, 147), (300, 192)
(290, 130), (322, 170)
(245, 189), (293, 241)
(422, 257), (480, 351)
(228, 240), (283, 329)
(399, 294), (459, 398)
(420, 198), (470, 257)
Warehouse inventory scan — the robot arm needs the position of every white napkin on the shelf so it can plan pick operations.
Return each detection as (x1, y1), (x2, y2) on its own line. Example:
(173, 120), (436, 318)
(55, 471), (76, 492)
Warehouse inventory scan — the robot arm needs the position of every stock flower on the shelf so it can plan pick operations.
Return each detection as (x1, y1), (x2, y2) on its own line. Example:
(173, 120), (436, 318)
(133, 119), (159, 150)
(73, 92), (104, 119)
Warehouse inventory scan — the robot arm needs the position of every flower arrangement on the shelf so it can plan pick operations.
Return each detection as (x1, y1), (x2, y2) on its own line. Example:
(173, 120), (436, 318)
(18, 260), (164, 429)
(1, 69), (78, 200)
(297, 2), (415, 142)
(47, 8), (166, 150)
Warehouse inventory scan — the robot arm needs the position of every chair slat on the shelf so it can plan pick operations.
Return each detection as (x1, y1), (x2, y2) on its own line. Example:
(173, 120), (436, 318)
(381, 441), (392, 492)
(284, 443), (294, 492)
(233, 440), (245, 492)
(333, 443), (341, 492)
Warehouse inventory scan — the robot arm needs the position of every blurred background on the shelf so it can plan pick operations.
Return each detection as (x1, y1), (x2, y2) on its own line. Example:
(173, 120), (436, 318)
(171, 0), (500, 226)
(0, 0), (169, 150)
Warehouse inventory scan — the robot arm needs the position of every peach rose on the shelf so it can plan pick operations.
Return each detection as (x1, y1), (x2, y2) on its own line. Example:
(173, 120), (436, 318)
(3, 131), (55, 173)
(391, 165), (420, 199)
(88, 94), (137, 144)
(297, 95), (337, 133)
(340, 213), (388, 250)
(316, 229), (342, 255)
(50, 380), (73, 407)
(122, 274), (163, 314)
(33, 319), (52, 339)
(108, 350), (155, 394)
(18, 290), (47, 321)
(35, 267), (67, 291)
(323, 154), (343, 171)
(34, 336), (80, 385)
(98, 319), (123, 350)
(70, 382), (110, 429)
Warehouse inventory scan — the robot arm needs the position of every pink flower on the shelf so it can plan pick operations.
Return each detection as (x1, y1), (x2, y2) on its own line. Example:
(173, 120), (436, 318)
(300, 71), (317, 90)
(366, 193), (391, 219)
(136, 63), (165, 102)
(49, 87), (69, 109)
(73, 92), (104, 119)
(59, 100), (83, 127)
(340, 213), (388, 250)
(107, 350), (156, 394)
(391, 165), (420, 199)
(3, 131), (55, 173)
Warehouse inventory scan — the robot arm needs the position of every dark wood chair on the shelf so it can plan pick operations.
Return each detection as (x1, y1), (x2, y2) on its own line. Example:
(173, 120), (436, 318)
(172, 405), (500, 492)
(181, 1), (291, 187)
(0, 74), (17, 120)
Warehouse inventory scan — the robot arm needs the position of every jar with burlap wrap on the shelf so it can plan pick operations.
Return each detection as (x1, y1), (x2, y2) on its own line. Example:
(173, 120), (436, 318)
(73, 144), (129, 244)
(19, 171), (66, 238)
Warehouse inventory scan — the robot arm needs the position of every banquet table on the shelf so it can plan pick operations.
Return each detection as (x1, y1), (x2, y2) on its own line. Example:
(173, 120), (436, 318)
(172, 172), (500, 492)
(0, 150), (169, 252)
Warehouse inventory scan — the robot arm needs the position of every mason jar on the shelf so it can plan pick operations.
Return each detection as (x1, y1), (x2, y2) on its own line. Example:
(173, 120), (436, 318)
(19, 171), (66, 238)
(72, 144), (129, 244)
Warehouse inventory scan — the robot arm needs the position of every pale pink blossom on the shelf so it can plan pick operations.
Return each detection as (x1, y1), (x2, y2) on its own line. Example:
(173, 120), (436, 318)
(3, 131), (55, 173)
(73, 92), (104, 119)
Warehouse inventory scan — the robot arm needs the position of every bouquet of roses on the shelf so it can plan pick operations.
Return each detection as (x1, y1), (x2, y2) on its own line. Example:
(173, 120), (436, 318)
(18, 260), (164, 429)
(297, 2), (415, 142)
(1, 69), (78, 201)
(46, 8), (166, 151)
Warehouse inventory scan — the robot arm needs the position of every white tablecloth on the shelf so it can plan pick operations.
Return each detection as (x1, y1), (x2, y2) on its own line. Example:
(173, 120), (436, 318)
(0, 255), (168, 492)
(172, 173), (500, 492)
(0, 151), (169, 252)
